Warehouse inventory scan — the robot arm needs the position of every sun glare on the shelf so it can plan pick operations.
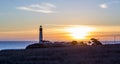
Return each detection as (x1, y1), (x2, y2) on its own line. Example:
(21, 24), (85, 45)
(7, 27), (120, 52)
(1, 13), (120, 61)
(66, 26), (94, 40)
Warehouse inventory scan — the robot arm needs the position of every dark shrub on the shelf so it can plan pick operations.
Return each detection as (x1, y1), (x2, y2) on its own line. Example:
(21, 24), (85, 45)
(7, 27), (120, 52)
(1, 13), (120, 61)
(71, 41), (78, 45)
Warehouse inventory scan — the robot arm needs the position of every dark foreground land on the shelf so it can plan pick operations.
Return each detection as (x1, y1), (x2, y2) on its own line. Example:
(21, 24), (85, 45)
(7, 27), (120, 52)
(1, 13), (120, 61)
(0, 44), (120, 64)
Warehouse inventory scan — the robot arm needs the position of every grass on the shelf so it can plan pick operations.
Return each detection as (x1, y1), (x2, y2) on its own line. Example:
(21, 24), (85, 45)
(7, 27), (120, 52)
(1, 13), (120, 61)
(0, 44), (120, 64)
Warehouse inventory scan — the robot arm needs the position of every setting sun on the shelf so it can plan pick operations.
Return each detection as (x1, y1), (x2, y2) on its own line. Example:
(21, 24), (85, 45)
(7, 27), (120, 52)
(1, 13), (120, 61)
(66, 26), (94, 40)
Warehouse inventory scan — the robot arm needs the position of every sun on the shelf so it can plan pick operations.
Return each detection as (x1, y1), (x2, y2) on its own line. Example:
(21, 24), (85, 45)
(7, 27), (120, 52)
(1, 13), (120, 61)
(66, 26), (93, 40)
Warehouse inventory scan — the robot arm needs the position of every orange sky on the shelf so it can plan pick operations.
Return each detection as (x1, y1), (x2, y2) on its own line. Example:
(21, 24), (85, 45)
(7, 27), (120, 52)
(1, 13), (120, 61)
(0, 25), (120, 41)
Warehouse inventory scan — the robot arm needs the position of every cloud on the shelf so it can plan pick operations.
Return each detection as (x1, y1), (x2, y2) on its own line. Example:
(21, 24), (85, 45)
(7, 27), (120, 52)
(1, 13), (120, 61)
(99, 0), (120, 9)
(100, 3), (108, 9)
(16, 3), (57, 13)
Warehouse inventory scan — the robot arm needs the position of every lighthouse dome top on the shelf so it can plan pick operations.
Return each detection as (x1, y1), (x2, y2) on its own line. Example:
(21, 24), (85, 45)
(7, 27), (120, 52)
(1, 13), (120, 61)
(40, 25), (42, 28)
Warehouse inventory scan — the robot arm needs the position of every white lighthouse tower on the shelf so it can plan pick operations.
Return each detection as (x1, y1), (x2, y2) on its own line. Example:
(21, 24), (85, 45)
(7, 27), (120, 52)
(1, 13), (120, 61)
(39, 25), (43, 44)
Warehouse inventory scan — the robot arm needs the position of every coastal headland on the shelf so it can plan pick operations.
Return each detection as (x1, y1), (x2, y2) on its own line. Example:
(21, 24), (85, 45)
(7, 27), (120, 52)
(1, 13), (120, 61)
(0, 44), (120, 64)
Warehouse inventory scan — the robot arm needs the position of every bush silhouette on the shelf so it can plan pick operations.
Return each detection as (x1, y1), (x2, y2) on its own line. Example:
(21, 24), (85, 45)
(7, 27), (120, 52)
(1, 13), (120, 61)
(79, 41), (87, 45)
(71, 41), (78, 45)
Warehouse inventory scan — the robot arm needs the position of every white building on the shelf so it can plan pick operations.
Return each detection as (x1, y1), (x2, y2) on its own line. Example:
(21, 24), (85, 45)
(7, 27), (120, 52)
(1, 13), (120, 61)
(39, 25), (43, 44)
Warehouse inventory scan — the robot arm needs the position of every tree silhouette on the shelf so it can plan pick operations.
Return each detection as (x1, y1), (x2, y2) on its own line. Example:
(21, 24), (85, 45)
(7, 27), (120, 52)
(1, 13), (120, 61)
(90, 38), (102, 45)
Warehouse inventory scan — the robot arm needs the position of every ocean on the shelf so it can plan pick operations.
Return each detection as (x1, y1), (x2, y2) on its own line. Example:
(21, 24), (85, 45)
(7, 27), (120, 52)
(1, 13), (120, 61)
(0, 41), (120, 50)
(0, 41), (37, 50)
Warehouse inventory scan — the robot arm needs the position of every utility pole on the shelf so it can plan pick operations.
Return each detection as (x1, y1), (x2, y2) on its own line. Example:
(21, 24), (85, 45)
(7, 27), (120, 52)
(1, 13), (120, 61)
(114, 35), (116, 44)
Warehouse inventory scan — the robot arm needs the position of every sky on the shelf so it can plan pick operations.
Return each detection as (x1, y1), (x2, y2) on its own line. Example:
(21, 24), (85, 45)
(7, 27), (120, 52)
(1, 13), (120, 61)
(0, 0), (120, 41)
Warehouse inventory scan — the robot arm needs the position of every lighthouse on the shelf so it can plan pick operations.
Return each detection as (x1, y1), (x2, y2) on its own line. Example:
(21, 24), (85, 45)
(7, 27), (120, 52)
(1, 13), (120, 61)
(39, 25), (43, 44)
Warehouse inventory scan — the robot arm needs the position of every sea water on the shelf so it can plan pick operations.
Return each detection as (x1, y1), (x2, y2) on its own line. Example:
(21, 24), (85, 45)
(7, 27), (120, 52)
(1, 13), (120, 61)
(0, 41), (37, 50)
